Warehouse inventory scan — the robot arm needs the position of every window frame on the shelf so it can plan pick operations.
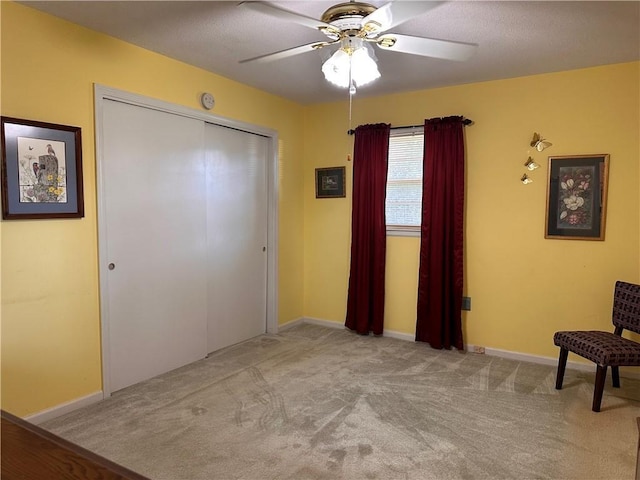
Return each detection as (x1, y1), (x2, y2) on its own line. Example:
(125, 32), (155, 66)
(386, 126), (424, 237)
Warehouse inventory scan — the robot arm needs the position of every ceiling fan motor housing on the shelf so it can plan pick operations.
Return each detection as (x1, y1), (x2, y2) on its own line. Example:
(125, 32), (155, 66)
(321, 2), (377, 32)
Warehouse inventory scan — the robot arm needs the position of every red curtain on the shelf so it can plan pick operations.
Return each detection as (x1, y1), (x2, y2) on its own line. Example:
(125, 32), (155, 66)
(416, 116), (465, 349)
(345, 123), (391, 335)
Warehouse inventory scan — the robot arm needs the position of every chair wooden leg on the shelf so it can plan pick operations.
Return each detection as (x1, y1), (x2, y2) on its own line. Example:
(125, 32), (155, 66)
(612, 366), (620, 388)
(555, 348), (569, 390)
(593, 365), (607, 412)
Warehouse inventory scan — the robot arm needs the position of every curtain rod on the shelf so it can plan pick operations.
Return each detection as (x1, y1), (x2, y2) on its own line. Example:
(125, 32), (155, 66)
(347, 118), (473, 136)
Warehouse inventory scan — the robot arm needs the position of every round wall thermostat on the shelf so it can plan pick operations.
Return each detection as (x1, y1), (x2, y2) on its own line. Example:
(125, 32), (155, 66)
(200, 92), (215, 110)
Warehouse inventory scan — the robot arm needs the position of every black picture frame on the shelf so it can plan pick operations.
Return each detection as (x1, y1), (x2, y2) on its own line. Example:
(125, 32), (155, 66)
(315, 166), (346, 198)
(1, 116), (84, 220)
(545, 154), (609, 240)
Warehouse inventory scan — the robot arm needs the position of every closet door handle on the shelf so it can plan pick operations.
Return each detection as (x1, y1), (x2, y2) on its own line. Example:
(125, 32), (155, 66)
(108, 263), (116, 270)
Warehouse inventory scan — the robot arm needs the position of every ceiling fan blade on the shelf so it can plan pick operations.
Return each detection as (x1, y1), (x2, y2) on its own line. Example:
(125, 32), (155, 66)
(240, 1), (334, 32)
(376, 34), (478, 61)
(239, 42), (331, 64)
(363, 1), (444, 34)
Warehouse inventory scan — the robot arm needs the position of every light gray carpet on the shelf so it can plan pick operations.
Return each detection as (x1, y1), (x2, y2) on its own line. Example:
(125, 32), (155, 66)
(42, 323), (640, 479)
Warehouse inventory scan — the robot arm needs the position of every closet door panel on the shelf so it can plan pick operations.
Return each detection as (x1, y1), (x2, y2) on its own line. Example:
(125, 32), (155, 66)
(103, 100), (207, 392)
(205, 124), (268, 353)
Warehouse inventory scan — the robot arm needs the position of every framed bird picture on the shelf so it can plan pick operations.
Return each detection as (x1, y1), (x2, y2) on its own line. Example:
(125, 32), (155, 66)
(315, 166), (346, 198)
(1, 117), (84, 219)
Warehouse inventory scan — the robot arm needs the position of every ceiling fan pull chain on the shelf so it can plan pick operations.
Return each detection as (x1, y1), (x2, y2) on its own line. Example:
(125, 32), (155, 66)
(348, 54), (354, 129)
(349, 86), (353, 130)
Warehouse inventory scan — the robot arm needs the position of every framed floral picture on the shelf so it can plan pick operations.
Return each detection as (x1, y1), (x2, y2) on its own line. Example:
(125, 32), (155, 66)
(545, 154), (609, 240)
(1, 116), (84, 219)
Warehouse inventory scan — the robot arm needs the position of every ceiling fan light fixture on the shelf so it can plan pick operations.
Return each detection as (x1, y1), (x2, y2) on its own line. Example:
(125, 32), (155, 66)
(322, 49), (351, 87)
(350, 45), (380, 86)
(321, 41), (380, 89)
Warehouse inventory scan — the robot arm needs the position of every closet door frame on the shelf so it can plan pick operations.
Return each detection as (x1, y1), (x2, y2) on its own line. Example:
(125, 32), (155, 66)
(94, 84), (279, 397)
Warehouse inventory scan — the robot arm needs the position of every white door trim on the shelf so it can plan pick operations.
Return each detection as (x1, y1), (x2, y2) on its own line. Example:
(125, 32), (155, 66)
(94, 84), (279, 396)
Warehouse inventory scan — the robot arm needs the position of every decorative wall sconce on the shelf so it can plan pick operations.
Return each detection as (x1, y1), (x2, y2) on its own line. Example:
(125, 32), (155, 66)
(521, 173), (533, 184)
(530, 132), (552, 151)
(524, 157), (540, 171)
(521, 132), (550, 184)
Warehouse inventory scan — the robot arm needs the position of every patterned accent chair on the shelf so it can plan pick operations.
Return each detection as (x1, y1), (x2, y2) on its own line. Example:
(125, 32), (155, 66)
(554, 280), (640, 412)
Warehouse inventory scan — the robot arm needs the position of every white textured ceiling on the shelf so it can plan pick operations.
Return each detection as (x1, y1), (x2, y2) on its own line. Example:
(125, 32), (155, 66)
(19, 1), (640, 104)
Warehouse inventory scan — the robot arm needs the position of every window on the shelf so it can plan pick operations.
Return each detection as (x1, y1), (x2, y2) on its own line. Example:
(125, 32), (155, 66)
(386, 128), (424, 234)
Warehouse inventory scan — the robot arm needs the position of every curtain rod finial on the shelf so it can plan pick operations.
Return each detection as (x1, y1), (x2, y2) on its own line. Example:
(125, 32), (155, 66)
(347, 129), (356, 136)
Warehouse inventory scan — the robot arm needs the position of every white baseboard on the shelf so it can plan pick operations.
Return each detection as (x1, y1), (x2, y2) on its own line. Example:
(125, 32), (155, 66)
(465, 343), (595, 373)
(301, 317), (413, 343)
(298, 317), (640, 380)
(380, 329), (415, 342)
(277, 317), (305, 331)
(302, 316), (412, 341)
(302, 317), (345, 330)
(469, 344), (640, 380)
(24, 391), (104, 425)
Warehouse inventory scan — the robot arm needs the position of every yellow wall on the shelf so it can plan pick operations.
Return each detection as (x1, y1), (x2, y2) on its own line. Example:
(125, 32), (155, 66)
(2, 1), (639, 419)
(0, 2), (305, 416)
(304, 62), (640, 358)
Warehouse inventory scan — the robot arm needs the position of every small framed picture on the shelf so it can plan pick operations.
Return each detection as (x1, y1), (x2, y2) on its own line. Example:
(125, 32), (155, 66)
(315, 166), (346, 198)
(1, 116), (84, 220)
(545, 154), (609, 240)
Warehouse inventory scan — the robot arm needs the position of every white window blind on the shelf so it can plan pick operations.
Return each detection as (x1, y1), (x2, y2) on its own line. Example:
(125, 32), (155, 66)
(386, 129), (424, 230)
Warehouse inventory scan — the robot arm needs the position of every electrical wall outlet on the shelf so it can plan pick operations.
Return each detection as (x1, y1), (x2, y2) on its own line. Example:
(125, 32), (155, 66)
(462, 296), (471, 311)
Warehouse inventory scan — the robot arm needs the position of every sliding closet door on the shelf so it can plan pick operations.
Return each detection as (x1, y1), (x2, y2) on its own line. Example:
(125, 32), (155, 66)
(102, 99), (208, 392)
(205, 123), (268, 353)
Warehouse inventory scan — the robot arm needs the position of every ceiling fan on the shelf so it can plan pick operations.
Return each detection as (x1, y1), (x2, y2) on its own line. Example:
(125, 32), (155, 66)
(239, 1), (478, 90)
